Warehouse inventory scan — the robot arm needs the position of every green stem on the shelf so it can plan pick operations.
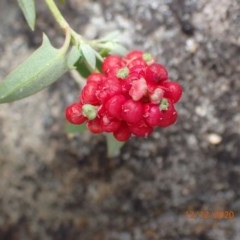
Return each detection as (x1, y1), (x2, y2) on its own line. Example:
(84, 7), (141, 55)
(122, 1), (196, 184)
(45, 0), (84, 45)
(45, 0), (69, 31)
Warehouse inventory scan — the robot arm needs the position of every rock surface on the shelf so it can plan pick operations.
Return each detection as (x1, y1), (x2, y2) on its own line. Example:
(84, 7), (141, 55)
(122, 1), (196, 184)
(0, 0), (240, 239)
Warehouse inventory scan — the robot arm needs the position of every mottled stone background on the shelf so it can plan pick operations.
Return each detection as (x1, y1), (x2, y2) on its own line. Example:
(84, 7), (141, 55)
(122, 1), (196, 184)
(0, 0), (240, 239)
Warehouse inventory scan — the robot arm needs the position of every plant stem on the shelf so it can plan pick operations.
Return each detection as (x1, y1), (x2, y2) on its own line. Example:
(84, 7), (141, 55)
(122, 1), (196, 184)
(45, 0), (69, 31)
(45, 0), (84, 45)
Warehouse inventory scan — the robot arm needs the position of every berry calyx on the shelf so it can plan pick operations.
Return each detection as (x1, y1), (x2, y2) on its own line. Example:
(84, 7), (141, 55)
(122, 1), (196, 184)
(116, 67), (129, 79)
(82, 104), (98, 120)
(160, 98), (169, 111)
(143, 53), (155, 64)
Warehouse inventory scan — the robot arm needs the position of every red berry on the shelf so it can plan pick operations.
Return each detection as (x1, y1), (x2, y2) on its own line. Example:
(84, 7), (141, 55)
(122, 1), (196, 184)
(87, 73), (106, 85)
(127, 58), (147, 70)
(65, 103), (86, 124)
(123, 50), (143, 63)
(161, 81), (182, 103)
(145, 63), (168, 83)
(121, 99), (144, 124)
(158, 100), (178, 127)
(105, 94), (127, 119)
(101, 114), (121, 132)
(102, 55), (124, 75)
(87, 117), (103, 133)
(80, 82), (100, 105)
(129, 119), (153, 137)
(144, 104), (162, 127)
(96, 77), (122, 103)
(113, 122), (131, 141)
(158, 111), (178, 127)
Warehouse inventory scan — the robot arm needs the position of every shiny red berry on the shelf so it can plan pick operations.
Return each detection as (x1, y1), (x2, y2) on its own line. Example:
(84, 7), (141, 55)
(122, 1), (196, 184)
(129, 119), (153, 137)
(145, 63), (168, 83)
(124, 50), (143, 63)
(65, 103), (86, 124)
(158, 111), (178, 127)
(158, 100), (178, 127)
(87, 117), (103, 133)
(96, 77), (122, 103)
(113, 122), (131, 141)
(80, 82), (100, 105)
(121, 99), (144, 124)
(87, 73), (106, 85)
(144, 104), (162, 127)
(101, 114), (121, 132)
(161, 81), (182, 103)
(102, 55), (124, 75)
(105, 94), (127, 119)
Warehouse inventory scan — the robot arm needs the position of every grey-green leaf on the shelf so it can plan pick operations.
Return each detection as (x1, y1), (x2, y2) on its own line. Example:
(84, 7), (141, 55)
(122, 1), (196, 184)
(99, 31), (121, 42)
(17, 0), (36, 31)
(65, 122), (87, 133)
(67, 45), (81, 68)
(0, 34), (69, 103)
(80, 43), (96, 70)
(108, 42), (128, 55)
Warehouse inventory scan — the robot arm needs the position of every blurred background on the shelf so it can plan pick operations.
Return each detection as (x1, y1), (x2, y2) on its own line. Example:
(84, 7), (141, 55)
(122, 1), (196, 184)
(0, 0), (239, 239)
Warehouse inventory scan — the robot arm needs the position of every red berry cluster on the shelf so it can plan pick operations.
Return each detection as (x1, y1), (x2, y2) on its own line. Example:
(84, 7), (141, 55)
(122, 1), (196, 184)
(65, 50), (182, 141)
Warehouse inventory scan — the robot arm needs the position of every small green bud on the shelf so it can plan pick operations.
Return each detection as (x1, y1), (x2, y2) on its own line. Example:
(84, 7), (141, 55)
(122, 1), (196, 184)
(159, 98), (169, 111)
(116, 67), (129, 79)
(82, 104), (98, 120)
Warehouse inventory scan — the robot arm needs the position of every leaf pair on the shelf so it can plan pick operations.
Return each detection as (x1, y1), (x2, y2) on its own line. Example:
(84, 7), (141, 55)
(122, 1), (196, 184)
(74, 44), (104, 78)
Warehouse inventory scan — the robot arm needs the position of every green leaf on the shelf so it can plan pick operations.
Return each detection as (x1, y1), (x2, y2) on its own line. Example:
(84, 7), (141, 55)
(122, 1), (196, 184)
(0, 34), (70, 104)
(75, 57), (92, 78)
(17, 0), (36, 31)
(65, 122), (87, 133)
(67, 45), (81, 69)
(98, 31), (121, 42)
(80, 43), (97, 70)
(106, 134), (125, 158)
(107, 42), (128, 55)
